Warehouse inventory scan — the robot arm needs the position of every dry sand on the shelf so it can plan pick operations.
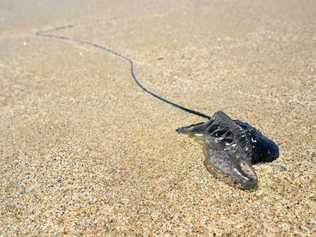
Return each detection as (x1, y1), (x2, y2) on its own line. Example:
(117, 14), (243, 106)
(0, 0), (315, 236)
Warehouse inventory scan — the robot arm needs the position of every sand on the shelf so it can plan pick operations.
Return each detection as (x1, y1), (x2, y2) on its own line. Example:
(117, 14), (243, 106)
(0, 0), (315, 236)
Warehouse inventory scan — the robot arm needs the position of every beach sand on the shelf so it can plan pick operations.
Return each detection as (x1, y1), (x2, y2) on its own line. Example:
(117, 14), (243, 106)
(0, 0), (315, 235)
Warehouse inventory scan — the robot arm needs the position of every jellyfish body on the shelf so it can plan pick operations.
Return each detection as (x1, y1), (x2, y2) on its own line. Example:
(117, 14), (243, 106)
(176, 111), (279, 190)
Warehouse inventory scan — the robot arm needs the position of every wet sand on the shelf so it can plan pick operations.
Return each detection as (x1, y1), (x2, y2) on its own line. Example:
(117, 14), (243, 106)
(0, 0), (315, 235)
